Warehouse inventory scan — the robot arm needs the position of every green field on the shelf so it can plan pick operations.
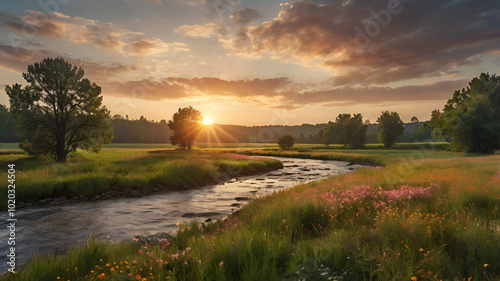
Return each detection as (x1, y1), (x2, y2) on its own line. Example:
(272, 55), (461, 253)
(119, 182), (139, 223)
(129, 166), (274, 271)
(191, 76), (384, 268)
(2, 146), (498, 280)
(0, 149), (283, 208)
(0, 141), (450, 151)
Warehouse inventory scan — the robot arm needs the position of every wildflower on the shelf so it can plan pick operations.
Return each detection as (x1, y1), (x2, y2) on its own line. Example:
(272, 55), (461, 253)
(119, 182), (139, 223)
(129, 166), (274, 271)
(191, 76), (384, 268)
(172, 253), (179, 259)
(411, 277), (417, 281)
(98, 273), (106, 279)
(219, 261), (224, 267)
(106, 263), (110, 266)
(484, 264), (489, 267)
(136, 275), (141, 280)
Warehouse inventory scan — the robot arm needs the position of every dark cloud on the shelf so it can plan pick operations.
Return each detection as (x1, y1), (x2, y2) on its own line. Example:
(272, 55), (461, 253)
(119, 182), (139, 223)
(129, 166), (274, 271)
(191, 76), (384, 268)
(228, 0), (500, 85)
(230, 8), (262, 25)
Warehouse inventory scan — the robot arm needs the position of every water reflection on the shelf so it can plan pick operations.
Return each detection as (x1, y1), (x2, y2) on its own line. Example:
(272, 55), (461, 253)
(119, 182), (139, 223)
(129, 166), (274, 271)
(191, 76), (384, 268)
(0, 157), (363, 270)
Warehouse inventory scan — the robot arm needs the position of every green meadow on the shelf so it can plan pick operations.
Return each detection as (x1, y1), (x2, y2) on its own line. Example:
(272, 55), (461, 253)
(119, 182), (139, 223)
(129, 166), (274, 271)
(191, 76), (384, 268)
(0, 149), (283, 208)
(1, 145), (498, 280)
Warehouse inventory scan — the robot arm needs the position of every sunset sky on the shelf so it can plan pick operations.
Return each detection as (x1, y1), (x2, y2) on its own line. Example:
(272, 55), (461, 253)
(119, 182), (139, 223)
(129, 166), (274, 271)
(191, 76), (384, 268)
(0, 0), (499, 125)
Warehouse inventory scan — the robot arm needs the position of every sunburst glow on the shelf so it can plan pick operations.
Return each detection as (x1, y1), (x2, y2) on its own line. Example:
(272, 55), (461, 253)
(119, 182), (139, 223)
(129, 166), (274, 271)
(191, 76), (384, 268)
(202, 117), (213, 125)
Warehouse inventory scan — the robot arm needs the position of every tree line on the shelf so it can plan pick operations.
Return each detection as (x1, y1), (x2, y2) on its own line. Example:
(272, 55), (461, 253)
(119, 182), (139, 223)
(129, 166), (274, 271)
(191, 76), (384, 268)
(2, 57), (499, 161)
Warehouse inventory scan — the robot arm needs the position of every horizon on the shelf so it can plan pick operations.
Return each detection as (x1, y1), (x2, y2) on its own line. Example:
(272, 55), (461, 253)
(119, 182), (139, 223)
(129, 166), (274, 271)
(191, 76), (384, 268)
(1, 0), (499, 126)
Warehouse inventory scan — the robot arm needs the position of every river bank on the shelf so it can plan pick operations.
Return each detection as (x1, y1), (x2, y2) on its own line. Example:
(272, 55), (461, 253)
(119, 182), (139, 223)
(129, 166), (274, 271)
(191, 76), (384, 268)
(0, 156), (363, 275)
(0, 150), (283, 209)
(2, 150), (498, 280)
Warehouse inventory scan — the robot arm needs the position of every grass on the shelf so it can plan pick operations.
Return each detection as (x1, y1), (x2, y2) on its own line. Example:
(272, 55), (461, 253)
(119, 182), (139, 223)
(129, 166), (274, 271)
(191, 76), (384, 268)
(2, 146), (499, 280)
(0, 150), (283, 208)
(237, 146), (475, 167)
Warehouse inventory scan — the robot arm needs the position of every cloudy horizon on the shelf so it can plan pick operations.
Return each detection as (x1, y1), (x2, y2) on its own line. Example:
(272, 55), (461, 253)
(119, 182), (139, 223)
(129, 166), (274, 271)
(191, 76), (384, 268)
(1, 0), (499, 125)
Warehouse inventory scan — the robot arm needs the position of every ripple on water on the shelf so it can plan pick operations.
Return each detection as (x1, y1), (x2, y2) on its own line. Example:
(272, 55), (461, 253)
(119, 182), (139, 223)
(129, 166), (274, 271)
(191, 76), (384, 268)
(1, 157), (365, 272)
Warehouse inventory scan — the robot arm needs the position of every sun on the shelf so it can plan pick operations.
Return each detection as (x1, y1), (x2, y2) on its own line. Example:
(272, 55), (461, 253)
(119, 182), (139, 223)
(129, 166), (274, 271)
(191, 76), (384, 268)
(202, 117), (213, 125)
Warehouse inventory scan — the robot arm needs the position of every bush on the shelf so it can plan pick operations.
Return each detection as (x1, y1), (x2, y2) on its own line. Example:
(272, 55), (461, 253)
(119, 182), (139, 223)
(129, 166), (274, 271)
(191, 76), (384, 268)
(278, 134), (295, 150)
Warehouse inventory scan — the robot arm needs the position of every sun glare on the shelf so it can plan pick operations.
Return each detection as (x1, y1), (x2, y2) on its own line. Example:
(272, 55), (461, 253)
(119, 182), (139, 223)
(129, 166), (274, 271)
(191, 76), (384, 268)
(202, 117), (213, 125)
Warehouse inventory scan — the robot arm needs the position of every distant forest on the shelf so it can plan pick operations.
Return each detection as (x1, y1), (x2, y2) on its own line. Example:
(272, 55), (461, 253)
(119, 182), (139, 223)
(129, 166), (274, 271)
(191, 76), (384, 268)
(0, 106), (434, 144)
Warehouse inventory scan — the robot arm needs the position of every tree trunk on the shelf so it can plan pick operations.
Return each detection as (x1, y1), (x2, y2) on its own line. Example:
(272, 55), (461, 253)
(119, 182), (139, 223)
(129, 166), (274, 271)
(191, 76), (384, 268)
(55, 134), (67, 162)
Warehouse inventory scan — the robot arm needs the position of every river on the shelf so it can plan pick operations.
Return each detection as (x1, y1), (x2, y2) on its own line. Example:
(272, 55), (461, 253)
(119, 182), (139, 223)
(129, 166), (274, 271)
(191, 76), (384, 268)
(1, 157), (364, 271)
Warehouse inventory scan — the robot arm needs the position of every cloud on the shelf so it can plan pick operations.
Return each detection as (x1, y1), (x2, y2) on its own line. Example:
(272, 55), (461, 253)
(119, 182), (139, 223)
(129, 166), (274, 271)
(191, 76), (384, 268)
(0, 43), (59, 73)
(175, 22), (228, 38)
(230, 8), (262, 24)
(128, 39), (189, 56)
(104, 79), (188, 100)
(105, 75), (468, 110)
(122, 0), (206, 5)
(0, 11), (188, 56)
(281, 79), (469, 107)
(0, 40), (467, 109)
(0, 43), (139, 82)
(226, 0), (500, 85)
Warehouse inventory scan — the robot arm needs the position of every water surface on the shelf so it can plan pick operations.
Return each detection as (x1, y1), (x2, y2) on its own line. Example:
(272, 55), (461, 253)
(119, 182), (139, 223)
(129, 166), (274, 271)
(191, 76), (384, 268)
(0, 157), (364, 270)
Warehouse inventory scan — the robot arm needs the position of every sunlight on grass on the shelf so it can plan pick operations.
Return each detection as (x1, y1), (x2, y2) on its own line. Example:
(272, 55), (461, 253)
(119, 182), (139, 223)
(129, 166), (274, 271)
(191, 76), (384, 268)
(2, 149), (498, 281)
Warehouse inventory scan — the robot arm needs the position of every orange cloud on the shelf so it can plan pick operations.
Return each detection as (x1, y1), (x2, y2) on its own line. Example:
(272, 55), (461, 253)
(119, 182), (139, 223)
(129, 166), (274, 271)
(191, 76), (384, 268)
(0, 11), (188, 56)
(175, 22), (227, 38)
(103, 76), (468, 110)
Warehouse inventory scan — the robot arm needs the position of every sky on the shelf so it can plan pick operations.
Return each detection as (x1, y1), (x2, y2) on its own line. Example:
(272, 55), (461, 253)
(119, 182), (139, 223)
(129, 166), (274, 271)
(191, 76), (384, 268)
(0, 0), (499, 126)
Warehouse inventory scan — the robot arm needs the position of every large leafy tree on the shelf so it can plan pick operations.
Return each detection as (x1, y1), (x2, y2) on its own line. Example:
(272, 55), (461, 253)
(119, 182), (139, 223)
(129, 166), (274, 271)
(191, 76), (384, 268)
(428, 73), (500, 153)
(5, 58), (113, 161)
(376, 111), (404, 148)
(319, 113), (367, 148)
(168, 106), (202, 150)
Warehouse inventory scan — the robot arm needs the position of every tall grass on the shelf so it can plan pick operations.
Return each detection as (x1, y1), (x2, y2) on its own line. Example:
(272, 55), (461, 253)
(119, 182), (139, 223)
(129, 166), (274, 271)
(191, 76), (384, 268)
(0, 150), (283, 208)
(2, 151), (498, 280)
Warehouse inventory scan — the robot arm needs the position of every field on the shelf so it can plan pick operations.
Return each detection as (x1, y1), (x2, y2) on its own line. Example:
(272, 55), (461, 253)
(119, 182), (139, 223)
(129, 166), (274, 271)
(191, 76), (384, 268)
(0, 149), (283, 208)
(1, 144), (498, 280)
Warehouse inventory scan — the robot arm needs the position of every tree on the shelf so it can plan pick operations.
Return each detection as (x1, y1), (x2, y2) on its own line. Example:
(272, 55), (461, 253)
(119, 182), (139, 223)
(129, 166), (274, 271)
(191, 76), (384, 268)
(168, 106), (202, 150)
(410, 116), (419, 123)
(427, 73), (500, 152)
(318, 122), (334, 146)
(5, 58), (113, 161)
(278, 134), (295, 150)
(0, 104), (17, 142)
(320, 114), (367, 148)
(376, 111), (404, 148)
(426, 109), (451, 142)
